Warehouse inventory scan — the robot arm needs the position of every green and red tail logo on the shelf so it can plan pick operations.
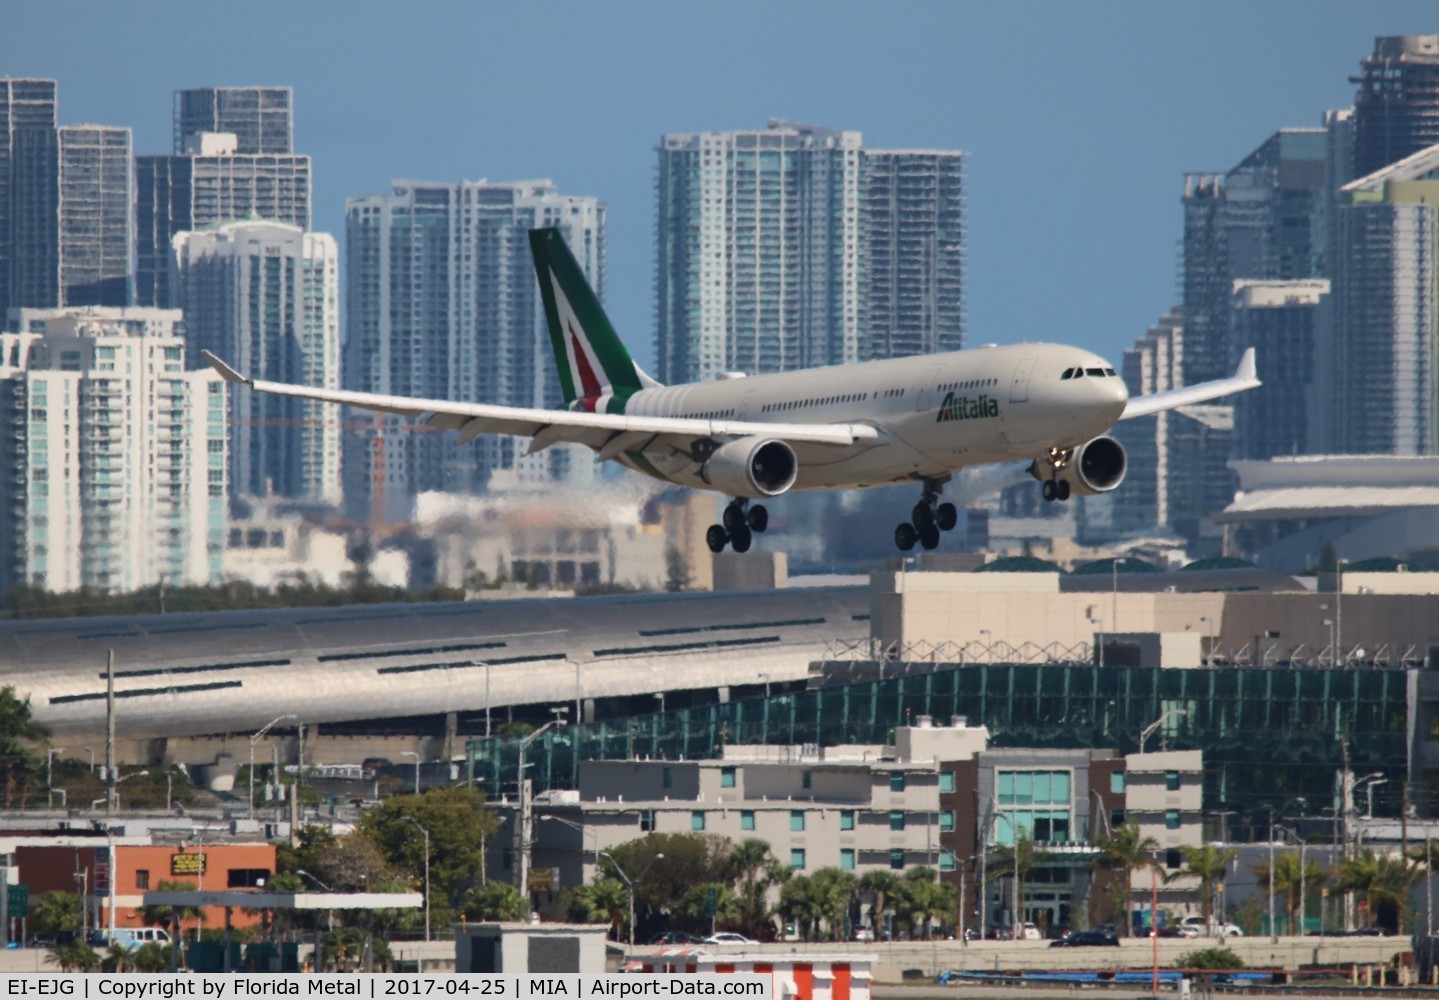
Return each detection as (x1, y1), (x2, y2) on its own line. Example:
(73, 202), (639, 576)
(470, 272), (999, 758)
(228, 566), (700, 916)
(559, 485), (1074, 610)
(529, 227), (658, 413)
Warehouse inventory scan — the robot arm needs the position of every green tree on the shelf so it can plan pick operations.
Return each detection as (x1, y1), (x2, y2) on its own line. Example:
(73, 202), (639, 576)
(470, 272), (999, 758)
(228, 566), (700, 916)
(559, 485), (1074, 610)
(1178, 946), (1245, 970)
(30, 890), (81, 937)
(464, 882), (527, 921)
(131, 942), (171, 973)
(893, 867), (956, 940)
(778, 876), (826, 941)
(989, 830), (1055, 933)
(602, 832), (733, 932)
(727, 838), (790, 939)
(809, 868), (859, 941)
(46, 941), (101, 972)
(361, 786), (503, 928)
(858, 870), (901, 938)
(1180, 844), (1238, 932)
(1336, 847), (1425, 934)
(559, 879), (629, 938)
(0, 686), (49, 808)
(139, 879), (203, 946)
(1252, 849), (1327, 935)
(674, 882), (743, 935)
(1090, 823), (1159, 937)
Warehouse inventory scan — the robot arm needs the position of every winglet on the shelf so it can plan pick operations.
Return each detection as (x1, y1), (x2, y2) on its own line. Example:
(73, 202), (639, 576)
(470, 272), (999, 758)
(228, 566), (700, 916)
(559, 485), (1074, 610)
(201, 350), (250, 385)
(1236, 347), (1257, 383)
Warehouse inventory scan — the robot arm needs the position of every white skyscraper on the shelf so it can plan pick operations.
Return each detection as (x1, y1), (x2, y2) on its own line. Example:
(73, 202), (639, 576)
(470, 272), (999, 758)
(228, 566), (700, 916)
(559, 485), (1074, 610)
(172, 221), (341, 505)
(343, 179), (605, 523)
(0, 307), (227, 592)
(656, 121), (864, 384)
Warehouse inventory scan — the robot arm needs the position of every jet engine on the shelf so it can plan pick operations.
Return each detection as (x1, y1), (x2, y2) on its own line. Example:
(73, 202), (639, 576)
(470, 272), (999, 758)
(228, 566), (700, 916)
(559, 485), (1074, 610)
(1058, 436), (1127, 495)
(700, 436), (798, 498)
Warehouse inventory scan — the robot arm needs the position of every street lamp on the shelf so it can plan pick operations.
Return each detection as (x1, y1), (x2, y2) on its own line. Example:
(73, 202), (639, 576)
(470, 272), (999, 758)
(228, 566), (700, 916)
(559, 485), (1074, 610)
(47, 747), (66, 806)
(1138, 709), (1188, 754)
(295, 870), (335, 933)
(517, 720), (567, 909)
(1364, 778), (1389, 819)
(600, 849), (664, 948)
(109, 769), (149, 811)
(400, 816), (431, 942)
(250, 714), (297, 819)
(401, 751), (421, 795)
(1199, 616), (1212, 666)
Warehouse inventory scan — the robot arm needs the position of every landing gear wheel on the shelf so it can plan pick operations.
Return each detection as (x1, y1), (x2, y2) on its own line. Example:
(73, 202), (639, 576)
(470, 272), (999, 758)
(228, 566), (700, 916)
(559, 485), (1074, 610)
(1042, 480), (1057, 502)
(895, 523), (918, 552)
(706, 525), (728, 553)
(723, 503), (746, 533)
(912, 503), (935, 532)
(1056, 480), (1071, 502)
(747, 505), (769, 533)
(919, 524), (941, 550)
(730, 523), (753, 554)
(936, 502), (958, 532)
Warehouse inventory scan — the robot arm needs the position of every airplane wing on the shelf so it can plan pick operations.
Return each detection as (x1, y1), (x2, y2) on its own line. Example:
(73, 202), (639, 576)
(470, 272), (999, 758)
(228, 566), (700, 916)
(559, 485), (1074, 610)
(1117, 348), (1260, 421)
(202, 351), (881, 460)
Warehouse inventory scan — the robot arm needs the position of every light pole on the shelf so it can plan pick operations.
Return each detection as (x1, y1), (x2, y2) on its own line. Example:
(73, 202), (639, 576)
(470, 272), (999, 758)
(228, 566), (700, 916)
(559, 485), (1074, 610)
(573, 660), (583, 726)
(47, 747), (65, 806)
(759, 673), (770, 699)
(517, 720), (567, 910)
(1138, 709), (1188, 754)
(1268, 810), (1277, 942)
(484, 662), (493, 739)
(84, 747), (94, 774)
(250, 714), (297, 819)
(401, 816), (431, 942)
(1199, 616), (1212, 666)
(541, 814), (600, 920)
(109, 768), (149, 811)
(401, 751), (421, 795)
(600, 849), (664, 948)
(1364, 778), (1388, 819)
(1336, 558), (1347, 669)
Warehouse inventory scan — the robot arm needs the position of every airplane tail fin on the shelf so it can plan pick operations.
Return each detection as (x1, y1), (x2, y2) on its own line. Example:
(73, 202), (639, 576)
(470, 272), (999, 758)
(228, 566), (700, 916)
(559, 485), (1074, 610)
(529, 227), (660, 411)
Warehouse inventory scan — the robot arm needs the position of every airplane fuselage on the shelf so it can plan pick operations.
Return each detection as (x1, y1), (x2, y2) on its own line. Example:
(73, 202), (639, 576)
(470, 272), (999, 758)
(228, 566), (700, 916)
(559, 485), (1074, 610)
(599, 343), (1128, 491)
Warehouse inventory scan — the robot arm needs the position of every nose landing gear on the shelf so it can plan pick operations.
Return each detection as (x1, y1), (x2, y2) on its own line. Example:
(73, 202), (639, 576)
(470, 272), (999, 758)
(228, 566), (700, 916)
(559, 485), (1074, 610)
(895, 478), (958, 552)
(707, 499), (769, 554)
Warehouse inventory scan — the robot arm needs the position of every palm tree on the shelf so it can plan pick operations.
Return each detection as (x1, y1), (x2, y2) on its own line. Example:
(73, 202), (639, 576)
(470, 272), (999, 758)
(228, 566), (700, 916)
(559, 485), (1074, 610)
(1336, 848), (1425, 934)
(988, 830), (1052, 932)
(808, 868), (858, 941)
(777, 876), (816, 941)
(1090, 823), (1159, 937)
(1181, 844), (1237, 932)
(895, 868), (955, 940)
(858, 870), (901, 938)
(728, 838), (789, 938)
(1253, 849), (1328, 935)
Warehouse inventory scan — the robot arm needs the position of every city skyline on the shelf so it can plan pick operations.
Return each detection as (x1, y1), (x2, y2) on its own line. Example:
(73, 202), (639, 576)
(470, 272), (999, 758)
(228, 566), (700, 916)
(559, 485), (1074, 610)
(3, 3), (1429, 375)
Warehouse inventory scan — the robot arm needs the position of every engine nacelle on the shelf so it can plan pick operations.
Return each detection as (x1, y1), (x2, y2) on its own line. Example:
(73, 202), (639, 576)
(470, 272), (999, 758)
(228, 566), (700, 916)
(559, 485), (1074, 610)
(700, 437), (798, 498)
(1058, 436), (1127, 496)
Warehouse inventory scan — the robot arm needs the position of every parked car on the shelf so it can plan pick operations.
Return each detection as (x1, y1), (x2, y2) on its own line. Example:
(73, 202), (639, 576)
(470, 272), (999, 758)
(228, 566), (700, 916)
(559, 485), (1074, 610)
(648, 931), (703, 945)
(1179, 916), (1243, 937)
(852, 927), (875, 942)
(702, 932), (757, 945)
(1050, 930), (1120, 947)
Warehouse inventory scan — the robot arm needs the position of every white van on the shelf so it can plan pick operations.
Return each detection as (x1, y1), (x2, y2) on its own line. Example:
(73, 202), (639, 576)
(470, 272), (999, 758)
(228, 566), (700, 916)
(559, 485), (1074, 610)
(107, 927), (172, 949)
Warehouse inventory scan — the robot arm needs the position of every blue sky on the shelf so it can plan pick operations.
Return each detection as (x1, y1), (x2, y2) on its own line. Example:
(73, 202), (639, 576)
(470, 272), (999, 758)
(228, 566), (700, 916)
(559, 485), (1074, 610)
(4, 3), (1433, 374)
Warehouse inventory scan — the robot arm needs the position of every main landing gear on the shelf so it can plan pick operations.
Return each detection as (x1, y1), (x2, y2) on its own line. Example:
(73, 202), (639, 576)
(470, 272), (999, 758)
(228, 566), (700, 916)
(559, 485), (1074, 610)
(1038, 447), (1073, 503)
(895, 478), (958, 552)
(707, 498), (769, 554)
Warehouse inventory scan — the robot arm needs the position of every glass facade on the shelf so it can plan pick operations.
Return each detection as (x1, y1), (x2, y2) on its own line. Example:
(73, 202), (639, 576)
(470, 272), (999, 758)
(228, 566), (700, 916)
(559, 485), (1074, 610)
(468, 662), (1409, 834)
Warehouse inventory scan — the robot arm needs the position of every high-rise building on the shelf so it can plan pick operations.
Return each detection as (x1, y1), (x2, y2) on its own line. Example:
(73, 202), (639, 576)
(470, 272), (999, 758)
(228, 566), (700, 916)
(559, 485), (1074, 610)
(343, 179), (605, 523)
(57, 125), (132, 307)
(1328, 147), (1439, 456)
(10, 123), (132, 310)
(174, 87), (293, 155)
(656, 121), (863, 384)
(172, 221), (341, 505)
(1229, 280), (1329, 460)
(0, 307), (227, 592)
(136, 131), (311, 308)
(1351, 35), (1439, 179)
(0, 78), (56, 321)
(860, 149), (965, 360)
(1112, 312), (1183, 535)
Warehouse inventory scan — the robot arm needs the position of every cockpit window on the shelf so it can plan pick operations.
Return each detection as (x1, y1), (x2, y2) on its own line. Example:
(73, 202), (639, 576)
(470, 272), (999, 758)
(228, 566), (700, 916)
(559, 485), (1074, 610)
(1061, 368), (1074, 380)
(1105, 368), (1117, 377)
(1086, 368), (1104, 377)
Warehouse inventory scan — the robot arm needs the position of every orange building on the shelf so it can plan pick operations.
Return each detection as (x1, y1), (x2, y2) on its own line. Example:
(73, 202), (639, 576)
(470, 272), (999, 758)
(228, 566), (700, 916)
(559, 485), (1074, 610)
(13, 839), (276, 933)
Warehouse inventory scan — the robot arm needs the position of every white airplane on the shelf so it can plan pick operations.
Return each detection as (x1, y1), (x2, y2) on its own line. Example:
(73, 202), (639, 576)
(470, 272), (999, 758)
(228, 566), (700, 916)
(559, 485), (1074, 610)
(203, 227), (1260, 554)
